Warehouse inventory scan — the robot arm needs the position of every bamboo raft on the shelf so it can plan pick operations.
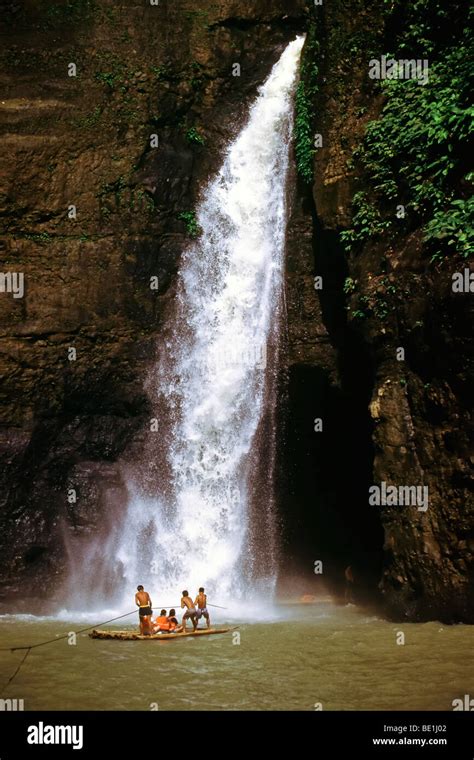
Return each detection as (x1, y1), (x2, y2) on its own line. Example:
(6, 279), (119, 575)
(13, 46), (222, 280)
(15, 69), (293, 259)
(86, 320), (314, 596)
(89, 627), (231, 641)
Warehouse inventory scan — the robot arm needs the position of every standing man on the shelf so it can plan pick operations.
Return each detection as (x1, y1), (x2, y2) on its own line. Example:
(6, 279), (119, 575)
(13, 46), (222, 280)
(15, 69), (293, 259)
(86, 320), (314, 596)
(181, 590), (198, 632)
(194, 587), (211, 629)
(135, 585), (153, 635)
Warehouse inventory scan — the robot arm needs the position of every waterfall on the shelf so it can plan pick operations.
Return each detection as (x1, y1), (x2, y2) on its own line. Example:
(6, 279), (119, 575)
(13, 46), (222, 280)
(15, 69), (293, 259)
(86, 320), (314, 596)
(69, 36), (304, 613)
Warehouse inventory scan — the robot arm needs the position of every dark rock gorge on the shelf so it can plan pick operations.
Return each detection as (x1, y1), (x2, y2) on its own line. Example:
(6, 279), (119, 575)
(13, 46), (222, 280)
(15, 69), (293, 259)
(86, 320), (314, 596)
(0, 0), (472, 621)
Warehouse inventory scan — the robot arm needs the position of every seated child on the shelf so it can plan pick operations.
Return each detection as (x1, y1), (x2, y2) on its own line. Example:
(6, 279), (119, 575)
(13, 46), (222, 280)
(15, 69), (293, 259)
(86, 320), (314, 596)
(152, 609), (171, 633)
(167, 609), (183, 633)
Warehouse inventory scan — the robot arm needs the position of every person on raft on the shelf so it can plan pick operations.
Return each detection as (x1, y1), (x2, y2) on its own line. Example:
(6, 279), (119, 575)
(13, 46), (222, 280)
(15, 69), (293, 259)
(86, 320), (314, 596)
(167, 609), (183, 633)
(135, 585), (153, 635)
(181, 590), (199, 631)
(152, 609), (172, 633)
(152, 609), (184, 634)
(194, 587), (211, 629)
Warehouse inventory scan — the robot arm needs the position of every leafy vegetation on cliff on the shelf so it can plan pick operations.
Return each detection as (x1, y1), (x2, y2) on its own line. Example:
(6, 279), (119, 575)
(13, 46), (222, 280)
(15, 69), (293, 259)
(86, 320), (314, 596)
(294, 25), (320, 184)
(185, 127), (206, 146)
(342, 0), (473, 261)
(178, 211), (201, 239)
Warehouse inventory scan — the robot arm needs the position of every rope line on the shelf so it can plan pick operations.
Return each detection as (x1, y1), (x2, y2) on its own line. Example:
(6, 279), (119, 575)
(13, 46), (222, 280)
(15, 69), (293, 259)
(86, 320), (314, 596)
(0, 609), (138, 652)
(1, 647), (31, 693)
(0, 601), (229, 692)
(0, 602), (227, 653)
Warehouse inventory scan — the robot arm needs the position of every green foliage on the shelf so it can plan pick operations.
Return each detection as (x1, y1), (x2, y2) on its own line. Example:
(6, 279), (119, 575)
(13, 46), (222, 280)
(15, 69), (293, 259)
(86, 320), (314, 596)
(93, 53), (132, 95)
(185, 127), (205, 146)
(75, 105), (102, 128)
(189, 61), (205, 90)
(343, 2), (473, 261)
(380, 277), (398, 296)
(341, 192), (391, 250)
(95, 57), (146, 96)
(294, 25), (320, 183)
(424, 197), (474, 261)
(294, 82), (314, 183)
(151, 65), (173, 82)
(178, 211), (201, 238)
(135, 189), (155, 214)
(25, 232), (53, 244)
(183, 10), (209, 23)
(95, 71), (120, 90)
(382, 0), (463, 57)
(343, 277), (357, 295)
(348, 282), (397, 322)
(346, 30), (378, 58)
(373, 298), (390, 320)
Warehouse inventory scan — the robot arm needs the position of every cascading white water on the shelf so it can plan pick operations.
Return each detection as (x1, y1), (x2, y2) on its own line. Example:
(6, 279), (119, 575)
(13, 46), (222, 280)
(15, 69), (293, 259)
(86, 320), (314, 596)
(69, 36), (304, 613)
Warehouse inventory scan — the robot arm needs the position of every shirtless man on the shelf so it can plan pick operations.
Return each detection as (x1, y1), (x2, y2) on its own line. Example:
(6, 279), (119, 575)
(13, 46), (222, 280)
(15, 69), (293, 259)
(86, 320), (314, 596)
(181, 590), (198, 632)
(135, 585), (153, 635)
(194, 586), (211, 629)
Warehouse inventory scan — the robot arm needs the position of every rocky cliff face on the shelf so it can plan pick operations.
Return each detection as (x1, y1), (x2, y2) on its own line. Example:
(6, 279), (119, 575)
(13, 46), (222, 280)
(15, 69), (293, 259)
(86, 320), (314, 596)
(1, 0), (471, 622)
(0, 0), (307, 611)
(300, 0), (473, 622)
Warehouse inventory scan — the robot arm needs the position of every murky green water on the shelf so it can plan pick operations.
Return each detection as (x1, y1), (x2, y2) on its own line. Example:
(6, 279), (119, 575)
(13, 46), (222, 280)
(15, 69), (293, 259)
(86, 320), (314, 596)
(0, 604), (472, 711)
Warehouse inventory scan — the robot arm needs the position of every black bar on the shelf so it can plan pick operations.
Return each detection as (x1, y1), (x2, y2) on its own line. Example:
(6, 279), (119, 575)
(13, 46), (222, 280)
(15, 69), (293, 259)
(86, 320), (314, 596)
(0, 711), (472, 757)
